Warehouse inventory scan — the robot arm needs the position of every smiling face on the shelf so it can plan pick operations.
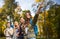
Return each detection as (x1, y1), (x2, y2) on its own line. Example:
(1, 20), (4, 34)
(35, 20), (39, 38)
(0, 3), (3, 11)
(7, 22), (10, 28)
(14, 21), (18, 26)
(26, 13), (31, 19)
(20, 17), (25, 23)
(14, 21), (19, 28)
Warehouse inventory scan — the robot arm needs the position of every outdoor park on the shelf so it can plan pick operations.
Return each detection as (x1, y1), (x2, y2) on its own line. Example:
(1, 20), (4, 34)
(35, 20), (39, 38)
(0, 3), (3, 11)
(0, 0), (60, 39)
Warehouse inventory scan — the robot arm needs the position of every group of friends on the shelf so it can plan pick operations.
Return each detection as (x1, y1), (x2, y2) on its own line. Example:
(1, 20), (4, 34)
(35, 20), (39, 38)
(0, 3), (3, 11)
(4, 3), (43, 39)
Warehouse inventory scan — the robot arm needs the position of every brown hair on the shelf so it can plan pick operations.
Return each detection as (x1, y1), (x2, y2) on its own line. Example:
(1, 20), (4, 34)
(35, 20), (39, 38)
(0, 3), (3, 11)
(25, 11), (32, 21)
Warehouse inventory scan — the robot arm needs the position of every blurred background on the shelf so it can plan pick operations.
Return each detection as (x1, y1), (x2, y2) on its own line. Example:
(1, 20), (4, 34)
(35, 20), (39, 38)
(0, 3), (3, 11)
(0, 0), (60, 39)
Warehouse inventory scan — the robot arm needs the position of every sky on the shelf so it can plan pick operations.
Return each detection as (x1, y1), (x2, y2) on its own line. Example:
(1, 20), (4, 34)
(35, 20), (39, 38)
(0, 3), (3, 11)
(0, 0), (60, 16)
(53, 0), (60, 4)
(15, 0), (35, 16)
(0, 0), (4, 8)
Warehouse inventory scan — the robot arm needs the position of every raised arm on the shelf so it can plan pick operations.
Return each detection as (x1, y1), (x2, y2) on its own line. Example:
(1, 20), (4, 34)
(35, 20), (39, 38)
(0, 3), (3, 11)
(4, 29), (6, 36)
(8, 28), (13, 35)
(32, 2), (43, 26)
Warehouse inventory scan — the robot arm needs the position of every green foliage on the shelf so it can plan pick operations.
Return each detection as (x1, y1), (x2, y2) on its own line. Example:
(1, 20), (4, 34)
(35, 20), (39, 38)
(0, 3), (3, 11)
(45, 4), (60, 38)
(55, 4), (60, 38)
(0, 0), (17, 37)
(2, 0), (17, 20)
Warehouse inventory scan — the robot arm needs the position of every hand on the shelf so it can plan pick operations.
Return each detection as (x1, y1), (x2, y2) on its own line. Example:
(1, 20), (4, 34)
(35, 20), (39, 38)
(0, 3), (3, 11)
(37, 2), (44, 14)
(16, 32), (19, 37)
(39, 2), (44, 9)
(16, 34), (19, 37)
(4, 29), (6, 35)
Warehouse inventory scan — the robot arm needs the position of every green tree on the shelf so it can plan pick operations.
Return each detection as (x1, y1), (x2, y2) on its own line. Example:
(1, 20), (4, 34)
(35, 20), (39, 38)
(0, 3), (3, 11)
(2, 0), (17, 21)
(47, 4), (60, 39)
(54, 4), (60, 38)
(0, 0), (17, 37)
